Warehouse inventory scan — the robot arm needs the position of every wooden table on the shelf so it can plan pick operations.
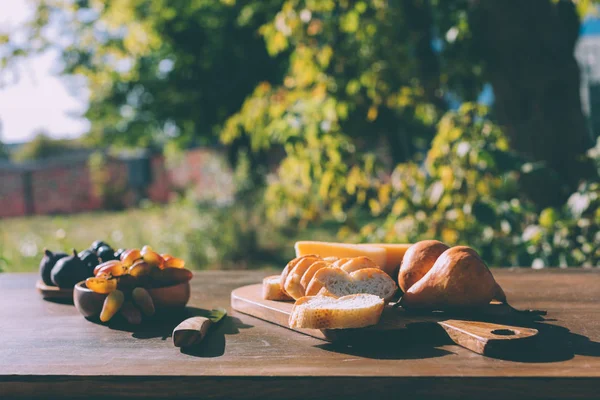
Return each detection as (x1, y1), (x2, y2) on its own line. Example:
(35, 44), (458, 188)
(1, 270), (599, 399)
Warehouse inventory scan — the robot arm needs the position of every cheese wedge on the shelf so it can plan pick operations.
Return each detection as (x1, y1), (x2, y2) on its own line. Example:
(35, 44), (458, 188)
(294, 241), (387, 270)
(366, 243), (411, 277)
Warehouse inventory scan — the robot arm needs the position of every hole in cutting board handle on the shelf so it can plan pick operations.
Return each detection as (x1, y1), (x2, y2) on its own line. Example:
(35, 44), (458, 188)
(491, 329), (516, 336)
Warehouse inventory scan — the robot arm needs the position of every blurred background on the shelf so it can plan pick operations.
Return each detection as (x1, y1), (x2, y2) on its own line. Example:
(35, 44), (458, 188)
(0, 0), (599, 272)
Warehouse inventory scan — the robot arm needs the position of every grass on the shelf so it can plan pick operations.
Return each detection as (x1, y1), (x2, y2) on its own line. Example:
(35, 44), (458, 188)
(0, 202), (339, 273)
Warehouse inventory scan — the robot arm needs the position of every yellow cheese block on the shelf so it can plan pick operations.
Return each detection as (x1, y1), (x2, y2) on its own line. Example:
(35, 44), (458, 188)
(365, 243), (412, 277)
(294, 241), (387, 272)
(294, 241), (412, 278)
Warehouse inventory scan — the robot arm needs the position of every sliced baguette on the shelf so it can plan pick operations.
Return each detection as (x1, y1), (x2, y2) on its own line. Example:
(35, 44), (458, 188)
(306, 267), (397, 301)
(289, 293), (384, 329)
(300, 260), (332, 290)
(263, 275), (293, 301)
(285, 257), (327, 300)
(280, 255), (320, 295)
(331, 258), (352, 268)
(337, 256), (379, 273)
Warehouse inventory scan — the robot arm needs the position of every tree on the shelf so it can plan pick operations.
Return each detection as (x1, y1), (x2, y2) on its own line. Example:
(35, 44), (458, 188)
(7, 0), (286, 149)
(0, 142), (8, 160)
(4, 0), (597, 209)
(469, 0), (596, 205)
(12, 132), (77, 162)
(223, 0), (598, 223)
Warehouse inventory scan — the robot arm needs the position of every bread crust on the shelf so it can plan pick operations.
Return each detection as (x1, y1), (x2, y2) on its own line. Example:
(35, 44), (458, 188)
(286, 258), (330, 300)
(289, 293), (384, 329)
(338, 256), (379, 273)
(280, 255), (319, 295)
(262, 275), (293, 301)
(300, 260), (332, 291)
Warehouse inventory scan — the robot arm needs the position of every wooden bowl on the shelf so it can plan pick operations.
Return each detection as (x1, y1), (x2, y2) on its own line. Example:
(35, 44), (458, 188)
(73, 281), (191, 319)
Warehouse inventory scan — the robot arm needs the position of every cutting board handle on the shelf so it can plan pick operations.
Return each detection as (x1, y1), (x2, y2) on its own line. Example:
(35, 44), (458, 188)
(437, 319), (538, 355)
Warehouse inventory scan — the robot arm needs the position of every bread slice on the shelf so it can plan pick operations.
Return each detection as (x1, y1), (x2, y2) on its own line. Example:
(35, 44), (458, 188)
(289, 293), (384, 329)
(285, 257), (327, 300)
(263, 275), (293, 301)
(280, 255), (320, 295)
(336, 256), (380, 273)
(305, 267), (397, 301)
(300, 260), (332, 290)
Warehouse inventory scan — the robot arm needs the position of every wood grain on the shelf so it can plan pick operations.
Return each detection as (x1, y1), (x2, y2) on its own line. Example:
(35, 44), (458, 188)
(1, 269), (599, 400)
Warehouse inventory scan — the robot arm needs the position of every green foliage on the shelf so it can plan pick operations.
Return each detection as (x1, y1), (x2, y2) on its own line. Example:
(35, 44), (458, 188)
(355, 105), (600, 267)
(0, 141), (8, 160)
(10, 0), (286, 148)
(12, 133), (80, 162)
(0, 201), (332, 273)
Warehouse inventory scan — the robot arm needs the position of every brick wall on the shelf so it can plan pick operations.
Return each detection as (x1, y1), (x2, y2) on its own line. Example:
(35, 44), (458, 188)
(0, 148), (232, 218)
(0, 171), (27, 217)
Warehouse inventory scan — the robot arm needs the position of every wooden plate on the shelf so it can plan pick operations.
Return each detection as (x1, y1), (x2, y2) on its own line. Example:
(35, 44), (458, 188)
(36, 280), (74, 300)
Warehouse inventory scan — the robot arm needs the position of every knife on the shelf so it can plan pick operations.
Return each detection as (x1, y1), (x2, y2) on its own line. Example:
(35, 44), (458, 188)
(172, 308), (227, 348)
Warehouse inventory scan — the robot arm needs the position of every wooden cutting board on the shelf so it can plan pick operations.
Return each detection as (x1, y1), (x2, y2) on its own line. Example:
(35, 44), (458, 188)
(231, 284), (540, 356)
(36, 280), (74, 300)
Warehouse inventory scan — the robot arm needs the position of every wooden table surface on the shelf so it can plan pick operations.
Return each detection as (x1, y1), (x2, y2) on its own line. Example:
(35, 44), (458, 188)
(1, 270), (599, 399)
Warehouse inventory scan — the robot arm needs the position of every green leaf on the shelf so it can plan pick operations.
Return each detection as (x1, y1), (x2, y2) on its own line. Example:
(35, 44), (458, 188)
(208, 308), (228, 324)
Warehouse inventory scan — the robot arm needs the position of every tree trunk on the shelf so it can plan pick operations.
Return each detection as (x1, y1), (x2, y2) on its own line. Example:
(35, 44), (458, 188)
(470, 0), (596, 206)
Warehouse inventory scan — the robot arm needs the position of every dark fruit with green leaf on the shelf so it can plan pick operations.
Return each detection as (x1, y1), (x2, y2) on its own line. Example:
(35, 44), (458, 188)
(78, 249), (99, 276)
(97, 245), (117, 263)
(39, 249), (68, 286)
(91, 240), (109, 252)
(51, 249), (88, 288)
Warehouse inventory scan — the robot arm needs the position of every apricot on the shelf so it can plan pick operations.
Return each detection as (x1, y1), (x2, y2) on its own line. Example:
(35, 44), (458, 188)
(120, 249), (142, 268)
(164, 256), (185, 269)
(93, 260), (121, 276)
(85, 277), (117, 294)
(100, 290), (124, 322)
(132, 287), (155, 316)
(142, 250), (164, 269)
(95, 261), (128, 277)
(128, 260), (155, 278)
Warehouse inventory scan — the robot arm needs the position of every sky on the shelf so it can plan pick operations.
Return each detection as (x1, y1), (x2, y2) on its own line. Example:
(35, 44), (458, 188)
(0, 0), (89, 144)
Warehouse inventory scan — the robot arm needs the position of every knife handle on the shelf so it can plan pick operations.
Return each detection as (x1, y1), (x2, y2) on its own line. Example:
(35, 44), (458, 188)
(173, 317), (212, 347)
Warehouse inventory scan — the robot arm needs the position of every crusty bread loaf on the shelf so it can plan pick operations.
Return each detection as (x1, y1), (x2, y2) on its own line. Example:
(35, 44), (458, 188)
(289, 293), (384, 329)
(285, 257), (329, 300)
(263, 275), (293, 301)
(305, 267), (397, 301)
(336, 256), (379, 273)
(331, 258), (352, 268)
(300, 260), (332, 291)
(280, 255), (320, 295)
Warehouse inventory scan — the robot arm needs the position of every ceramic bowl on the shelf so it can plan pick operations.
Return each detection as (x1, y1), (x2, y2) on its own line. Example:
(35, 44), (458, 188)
(73, 280), (191, 318)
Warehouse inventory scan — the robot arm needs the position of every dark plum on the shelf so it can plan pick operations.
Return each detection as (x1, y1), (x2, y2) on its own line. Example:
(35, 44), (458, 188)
(97, 245), (117, 263)
(51, 249), (89, 288)
(39, 249), (68, 286)
(114, 248), (126, 260)
(78, 249), (100, 276)
(91, 240), (109, 252)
